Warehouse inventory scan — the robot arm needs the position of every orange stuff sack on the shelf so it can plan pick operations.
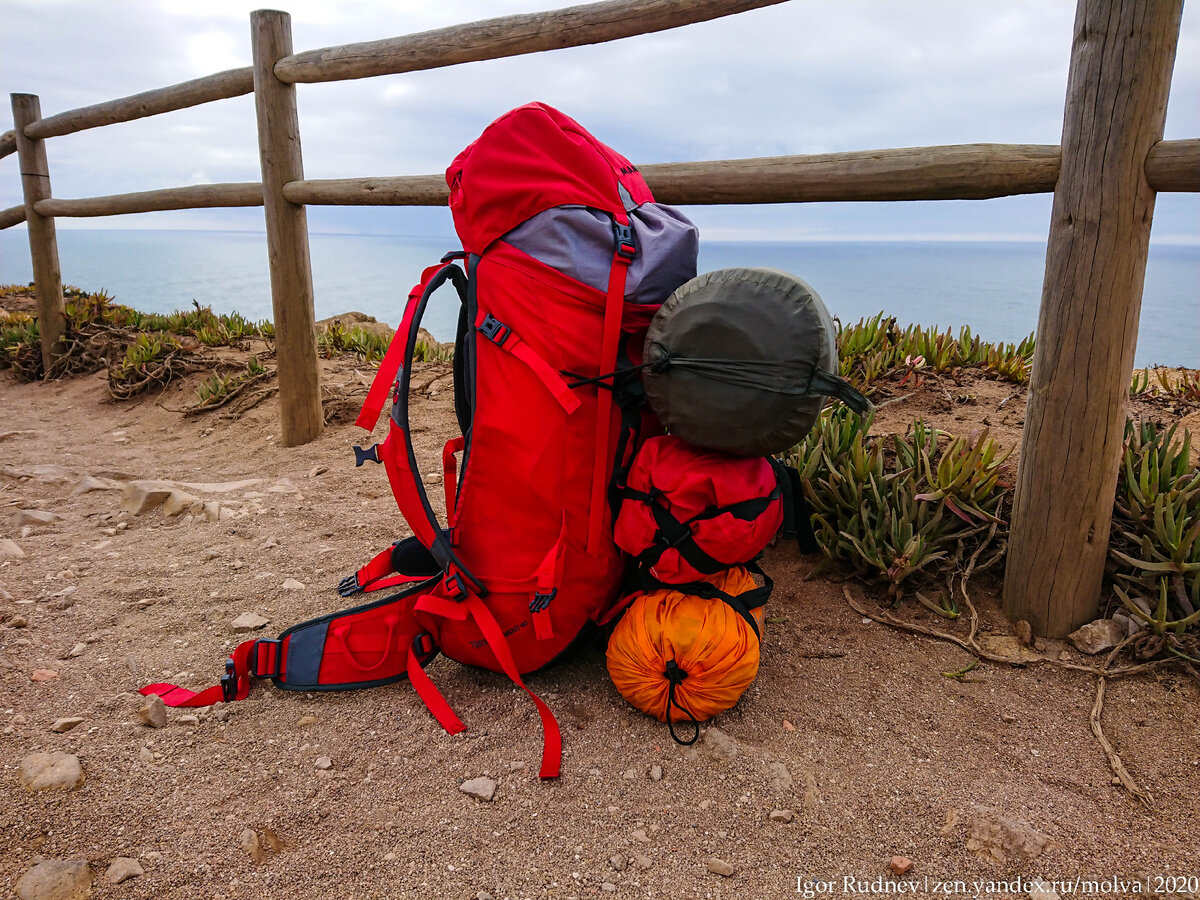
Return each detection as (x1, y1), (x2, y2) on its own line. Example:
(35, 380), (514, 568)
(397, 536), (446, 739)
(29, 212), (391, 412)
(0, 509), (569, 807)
(605, 566), (764, 743)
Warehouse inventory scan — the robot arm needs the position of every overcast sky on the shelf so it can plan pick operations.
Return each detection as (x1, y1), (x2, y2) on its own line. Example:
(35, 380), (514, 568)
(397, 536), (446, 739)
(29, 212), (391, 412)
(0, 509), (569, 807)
(0, 0), (1196, 242)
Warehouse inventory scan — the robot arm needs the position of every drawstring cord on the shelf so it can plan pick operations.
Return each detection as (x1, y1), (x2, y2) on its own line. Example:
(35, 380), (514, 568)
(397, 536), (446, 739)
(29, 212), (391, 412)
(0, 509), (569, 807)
(663, 659), (699, 746)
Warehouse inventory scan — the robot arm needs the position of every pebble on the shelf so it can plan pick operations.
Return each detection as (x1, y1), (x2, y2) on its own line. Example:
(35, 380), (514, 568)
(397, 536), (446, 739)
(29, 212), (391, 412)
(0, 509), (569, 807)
(297, 714), (318, 727)
(477, 893), (495, 900)
(10, 615), (29, 628)
(308, 465), (328, 478)
(702, 726), (739, 761)
(769, 809), (794, 823)
(281, 579), (305, 591)
(19, 751), (85, 791)
(31, 668), (59, 682)
(632, 854), (652, 870)
(622, 768), (637, 780)
(314, 757), (333, 770)
(1067, 619), (1124, 655)
(1029, 878), (1061, 900)
(63, 643), (86, 659)
(782, 719), (796, 732)
(71, 475), (119, 496)
(14, 858), (91, 900)
(50, 717), (85, 733)
(699, 799), (713, 810)
(601, 883), (617, 893)
(138, 696), (167, 728)
(707, 857), (736, 877)
(139, 747), (154, 764)
(459, 776), (497, 802)
(231, 612), (270, 633)
(177, 714), (199, 726)
(104, 858), (144, 885)
(890, 855), (914, 875)
(630, 829), (650, 844)
(1, 538), (27, 559)
(649, 764), (663, 782)
(1001, 712), (1018, 723)
(241, 828), (265, 863)
(609, 854), (627, 872)
(17, 508), (60, 526)
(767, 760), (793, 793)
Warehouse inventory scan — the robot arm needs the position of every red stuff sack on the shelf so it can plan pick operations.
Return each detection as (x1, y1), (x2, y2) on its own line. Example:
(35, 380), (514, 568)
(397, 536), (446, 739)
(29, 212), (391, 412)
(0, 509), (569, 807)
(614, 435), (786, 584)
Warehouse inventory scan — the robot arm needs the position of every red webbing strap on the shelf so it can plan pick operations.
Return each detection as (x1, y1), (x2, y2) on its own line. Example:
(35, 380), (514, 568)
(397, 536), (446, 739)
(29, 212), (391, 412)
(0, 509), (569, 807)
(356, 261), (448, 432)
(362, 573), (431, 594)
(464, 593), (562, 779)
(414, 593), (470, 621)
(356, 545), (400, 592)
(140, 639), (256, 707)
(442, 436), (465, 527)
(475, 310), (581, 415)
(532, 519), (567, 642)
(406, 647), (466, 735)
(587, 215), (632, 552)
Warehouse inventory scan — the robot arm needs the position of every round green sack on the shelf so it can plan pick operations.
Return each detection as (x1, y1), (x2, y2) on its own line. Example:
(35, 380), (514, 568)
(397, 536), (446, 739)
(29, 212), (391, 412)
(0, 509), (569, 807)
(642, 268), (871, 457)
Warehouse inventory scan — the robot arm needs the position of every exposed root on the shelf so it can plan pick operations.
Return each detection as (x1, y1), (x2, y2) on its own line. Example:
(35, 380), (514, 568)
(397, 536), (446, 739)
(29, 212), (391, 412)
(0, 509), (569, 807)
(1090, 676), (1153, 809)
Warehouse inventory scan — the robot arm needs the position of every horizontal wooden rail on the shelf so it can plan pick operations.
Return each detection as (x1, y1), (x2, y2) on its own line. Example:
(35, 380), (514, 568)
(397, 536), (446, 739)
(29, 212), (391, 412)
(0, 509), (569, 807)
(0, 129), (14, 160)
(21, 68), (254, 142)
(1146, 137), (1200, 192)
(34, 183), (263, 218)
(6, 138), (1194, 226)
(274, 0), (787, 83)
(0, 204), (26, 229)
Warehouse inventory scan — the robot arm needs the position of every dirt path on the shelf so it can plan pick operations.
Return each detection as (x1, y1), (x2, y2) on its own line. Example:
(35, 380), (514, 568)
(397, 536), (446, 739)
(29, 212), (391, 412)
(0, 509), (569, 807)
(2, 362), (1198, 900)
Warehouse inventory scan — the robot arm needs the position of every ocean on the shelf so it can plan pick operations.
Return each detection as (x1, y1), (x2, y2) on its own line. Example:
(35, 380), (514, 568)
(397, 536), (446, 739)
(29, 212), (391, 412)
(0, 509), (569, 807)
(1, 228), (1196, 367)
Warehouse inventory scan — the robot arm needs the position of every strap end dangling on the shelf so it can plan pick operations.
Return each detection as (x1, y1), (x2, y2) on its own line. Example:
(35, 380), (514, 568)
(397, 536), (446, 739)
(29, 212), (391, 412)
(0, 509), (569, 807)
(663, 659), (700, 746)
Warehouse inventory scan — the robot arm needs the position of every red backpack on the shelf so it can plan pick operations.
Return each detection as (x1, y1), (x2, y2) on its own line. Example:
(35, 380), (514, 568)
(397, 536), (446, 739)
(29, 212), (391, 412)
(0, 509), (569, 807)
(141, 103), (699, 779)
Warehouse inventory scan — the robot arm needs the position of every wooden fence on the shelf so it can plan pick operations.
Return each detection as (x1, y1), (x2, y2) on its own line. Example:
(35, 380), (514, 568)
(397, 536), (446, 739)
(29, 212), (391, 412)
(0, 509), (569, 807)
(1, 0), (1195, 638)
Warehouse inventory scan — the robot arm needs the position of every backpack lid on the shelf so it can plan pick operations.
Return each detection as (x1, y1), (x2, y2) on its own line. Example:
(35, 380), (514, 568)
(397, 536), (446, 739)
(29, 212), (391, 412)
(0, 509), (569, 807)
(642, 268), (872, 457)
(446, 102), (654, 253)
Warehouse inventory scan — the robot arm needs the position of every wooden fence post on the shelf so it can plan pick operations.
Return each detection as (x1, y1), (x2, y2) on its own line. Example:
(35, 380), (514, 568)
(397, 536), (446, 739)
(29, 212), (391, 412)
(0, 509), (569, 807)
(251, 9), (323, 447)
(1003, 0), (1184, 637)
(10, 93), (67, 374)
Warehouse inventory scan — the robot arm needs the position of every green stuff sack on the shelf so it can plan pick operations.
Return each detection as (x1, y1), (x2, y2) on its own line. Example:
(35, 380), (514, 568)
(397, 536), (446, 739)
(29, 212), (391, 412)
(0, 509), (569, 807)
(642, 267), (871, 457)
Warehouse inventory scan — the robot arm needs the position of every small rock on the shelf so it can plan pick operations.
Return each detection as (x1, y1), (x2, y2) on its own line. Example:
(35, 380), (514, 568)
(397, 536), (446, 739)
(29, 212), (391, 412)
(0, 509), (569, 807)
(19, 751), (85, 791)
(477, 893), (495, 900)
(138, 695), (167, 728)
(459, 776), (497, 801)
(622, 768), (637, 780)
(632, 854), (652, 870)
(1001, 712), (1018, 723)
(63, 643), (87, 659)
(702, 726), (739, 761)
(104, 857), (144, 885)
(162, 490), (201, 517)
(120, 480), (174, 516)
(15, 858), (91, 900)
(31, 668), (58, 682)
(308, 465), (328, 478)
(769, 809), (794, 823)
(1067, 619), (1125, 655)
(966, 804), (1054, 862)
(707, 857), (735, 877)
(699, 799), (713, 811)
(782, 719), (796, 732)
(1111, 612), (1143, 637)
(649, 764), (663, 782)
(1029, 878), (1061, 900)
(609, 854), (627, 871)
(50, 717), (84, 733)
(139, 747), (154, 764)
(630, 829), (650, 844)
(13, 713), (27, 724)
(767, 760), (793, 793)
(281, 578), (305, 591)
(16, 508), (60, 527)
(802, 772), (820, 811)
(71, 475), (119, 496)
(0, 538), (26, 559)
(600, 883), (617, 893)
(232, 612), (269, 633)
(889, 855), (914, 875)
(424, 472), (443, 484)
(177, 714), (199, 726)
(314, 756), (333, 770)
(241, 827), (265, 863)
(297, 714), (318, 727)
(10, 615), (29, 628)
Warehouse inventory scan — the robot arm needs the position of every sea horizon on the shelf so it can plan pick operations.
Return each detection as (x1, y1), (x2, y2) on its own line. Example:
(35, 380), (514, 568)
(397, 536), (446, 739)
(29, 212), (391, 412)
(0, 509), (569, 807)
(1, 227), (1196, 368)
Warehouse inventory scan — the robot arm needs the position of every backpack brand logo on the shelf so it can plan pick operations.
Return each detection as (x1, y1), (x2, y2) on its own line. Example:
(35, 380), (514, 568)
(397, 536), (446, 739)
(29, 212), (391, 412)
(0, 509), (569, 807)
(619, 164), (639, 175)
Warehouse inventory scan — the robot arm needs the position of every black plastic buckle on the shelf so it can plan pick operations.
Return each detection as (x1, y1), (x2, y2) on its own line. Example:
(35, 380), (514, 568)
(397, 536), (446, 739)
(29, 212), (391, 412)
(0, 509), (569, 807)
(353, 444), (382, 466)
(220, 657), (238, 702)
(478, 314), (510, 346)
(337, 572), (362, 597)
(443, 571), (468, 600)
(251, 639), (283, 679)
(530, 588), (557, 614)
(411, 631), (436, 661)
(613, 222), (636, 260)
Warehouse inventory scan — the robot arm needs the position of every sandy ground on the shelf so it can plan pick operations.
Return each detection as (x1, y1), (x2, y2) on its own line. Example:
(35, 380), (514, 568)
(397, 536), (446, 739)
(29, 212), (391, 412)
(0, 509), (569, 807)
(2, 352), (1199, 900)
